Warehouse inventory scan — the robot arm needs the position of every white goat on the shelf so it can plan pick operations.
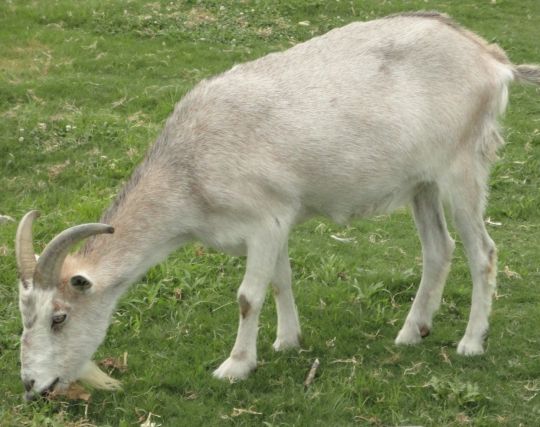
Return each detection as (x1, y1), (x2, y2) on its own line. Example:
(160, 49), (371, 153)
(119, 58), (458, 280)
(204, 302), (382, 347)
(15, 12), (540, 399)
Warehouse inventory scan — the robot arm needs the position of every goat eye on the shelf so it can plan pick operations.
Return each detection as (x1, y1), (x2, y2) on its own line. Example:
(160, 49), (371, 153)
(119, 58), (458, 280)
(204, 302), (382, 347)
(52, 314), (67, 327)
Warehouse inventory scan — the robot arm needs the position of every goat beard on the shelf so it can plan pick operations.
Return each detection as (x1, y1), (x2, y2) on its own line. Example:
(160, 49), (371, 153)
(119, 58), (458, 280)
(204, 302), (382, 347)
(79, 360), (122, 390)
(47, 361), (120, 401)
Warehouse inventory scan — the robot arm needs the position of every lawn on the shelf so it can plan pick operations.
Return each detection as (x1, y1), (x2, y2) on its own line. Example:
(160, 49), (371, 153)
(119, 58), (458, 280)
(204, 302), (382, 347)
(1, 0), (539, 426)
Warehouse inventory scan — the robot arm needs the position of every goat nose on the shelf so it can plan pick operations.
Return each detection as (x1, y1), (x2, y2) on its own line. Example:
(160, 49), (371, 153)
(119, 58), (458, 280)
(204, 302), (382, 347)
(23, 379), (35, 392)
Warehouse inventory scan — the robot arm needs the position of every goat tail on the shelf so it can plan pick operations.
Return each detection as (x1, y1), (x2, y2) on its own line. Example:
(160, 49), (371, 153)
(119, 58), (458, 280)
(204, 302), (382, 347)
(514, 64), (540, 85)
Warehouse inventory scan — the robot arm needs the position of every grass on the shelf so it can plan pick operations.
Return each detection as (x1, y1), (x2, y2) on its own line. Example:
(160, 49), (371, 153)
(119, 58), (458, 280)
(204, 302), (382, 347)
(1, 0), (539, 425)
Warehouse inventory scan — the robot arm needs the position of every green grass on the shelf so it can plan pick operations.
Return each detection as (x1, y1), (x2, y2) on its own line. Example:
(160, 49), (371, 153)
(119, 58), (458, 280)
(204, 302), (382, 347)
(1, 0), (539, 425)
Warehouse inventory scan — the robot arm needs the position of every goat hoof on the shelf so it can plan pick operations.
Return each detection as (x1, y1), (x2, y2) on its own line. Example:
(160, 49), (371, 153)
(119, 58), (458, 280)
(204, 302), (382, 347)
(457, 338), (484, 356)
(272, 334), (301, 352)
(419, 325), (431, 338)
(395, 324), (422, 346)
(213, 356), (256, 381)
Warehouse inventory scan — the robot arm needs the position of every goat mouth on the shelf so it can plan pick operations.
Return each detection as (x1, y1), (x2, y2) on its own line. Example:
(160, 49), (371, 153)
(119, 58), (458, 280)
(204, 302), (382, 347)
(41, 377), (60, 397)
(24, 377), (60, 401)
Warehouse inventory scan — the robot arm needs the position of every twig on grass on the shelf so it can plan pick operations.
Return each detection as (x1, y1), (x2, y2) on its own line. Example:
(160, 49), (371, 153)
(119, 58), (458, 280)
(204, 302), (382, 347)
(231, 407), (262, 417)
(330, 234), (356, 243)
(304, 358), (320, 389)
(0, 214), (15, 224)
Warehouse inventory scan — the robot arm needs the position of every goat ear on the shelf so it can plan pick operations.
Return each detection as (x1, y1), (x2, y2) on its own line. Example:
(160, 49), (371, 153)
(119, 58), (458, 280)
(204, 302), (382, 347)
(70, 275), (93, 291)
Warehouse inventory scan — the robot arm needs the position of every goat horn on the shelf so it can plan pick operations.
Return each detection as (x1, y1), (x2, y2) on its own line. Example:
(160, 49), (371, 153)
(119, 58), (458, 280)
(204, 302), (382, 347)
(15, 211), (41, 289)
(34, 223), (114, 289)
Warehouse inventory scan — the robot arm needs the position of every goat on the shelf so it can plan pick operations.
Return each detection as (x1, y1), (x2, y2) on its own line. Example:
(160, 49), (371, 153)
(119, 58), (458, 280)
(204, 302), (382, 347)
(15, 12), (540, 399)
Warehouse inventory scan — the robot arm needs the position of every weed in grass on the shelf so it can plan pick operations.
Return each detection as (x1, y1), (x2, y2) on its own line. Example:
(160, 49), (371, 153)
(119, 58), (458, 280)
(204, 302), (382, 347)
(426, 375), (490, 413)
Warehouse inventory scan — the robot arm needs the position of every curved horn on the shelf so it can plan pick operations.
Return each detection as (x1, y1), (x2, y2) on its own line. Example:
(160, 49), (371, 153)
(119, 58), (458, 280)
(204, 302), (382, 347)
(34, 223), (114, 289)
(15, 210), (41, 288)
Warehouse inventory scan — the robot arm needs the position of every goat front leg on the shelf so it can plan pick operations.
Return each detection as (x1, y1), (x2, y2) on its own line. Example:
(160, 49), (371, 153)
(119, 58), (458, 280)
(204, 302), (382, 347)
(272, 242), (301, 351)
(213, 229), (283, 380)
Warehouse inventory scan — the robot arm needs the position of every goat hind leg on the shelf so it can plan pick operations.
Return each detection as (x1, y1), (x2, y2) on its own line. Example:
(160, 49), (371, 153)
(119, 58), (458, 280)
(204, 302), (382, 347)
(452, 200), (496, 355)
(395, 183), (455, 346)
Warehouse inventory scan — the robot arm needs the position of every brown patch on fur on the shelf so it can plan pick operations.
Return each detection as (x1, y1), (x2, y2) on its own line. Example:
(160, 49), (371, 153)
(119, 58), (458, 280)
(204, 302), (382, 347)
(238, 294), (251, 319)
(385, 11), (510, 64)
(485, 263), (494, 278)
(231, 350), (247, 361)
(485, 247), (498, 282)
(419, 325), (431, 338)
(459, 27), (510, 64)
(486, 44), (510, 64)
(57, 256), (91, 299)
(458, 87), (503, 163)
